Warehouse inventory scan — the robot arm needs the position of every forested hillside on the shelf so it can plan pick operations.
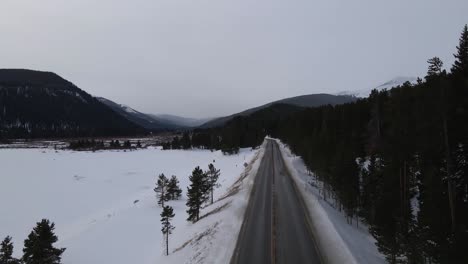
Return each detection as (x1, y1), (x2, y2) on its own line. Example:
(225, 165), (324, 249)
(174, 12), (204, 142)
(184, 25), (468, 263)
(0, 69), (145, 139)
(199, 93), (356, 128)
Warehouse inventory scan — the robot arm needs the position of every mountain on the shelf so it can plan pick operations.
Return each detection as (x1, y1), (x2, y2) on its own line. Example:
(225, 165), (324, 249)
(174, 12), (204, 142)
(338, 76), (418, 98)
(0, 69), (145, 138)
(150, 114), (214, 128)
(200, 93), (356, 128)
(97, 98), (216, 130)
(96, 97), (181, 131)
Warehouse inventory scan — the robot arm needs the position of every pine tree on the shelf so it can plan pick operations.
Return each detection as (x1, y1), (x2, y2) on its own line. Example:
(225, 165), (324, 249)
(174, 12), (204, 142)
(0, 236), (20, 264)
(160, 206), (175, 256)
(22, 219), (65, 264)
(154, 173), (169, 207)
(186, 167), (207, 222)
(181, 132), (191, 149)
(206, 164), (221, 204)
(166, 175), (182, 200)
(171, 136), (180, 149)
(452, 24), (468, 76)
(426, 57), (443, 77)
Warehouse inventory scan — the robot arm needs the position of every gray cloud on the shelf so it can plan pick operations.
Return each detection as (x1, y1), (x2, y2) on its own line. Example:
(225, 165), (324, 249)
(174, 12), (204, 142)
(1, 0), (467, 117)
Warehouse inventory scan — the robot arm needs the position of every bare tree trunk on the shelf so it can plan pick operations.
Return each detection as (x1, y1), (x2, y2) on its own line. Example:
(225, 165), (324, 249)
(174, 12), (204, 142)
(444, 117), (456, 232)
(166, 232), (169, 255)
(400, 167), (403, 217)
(401, 161), (407, 220)
(403, 160), (408, 217)
(161, 189), (165, 208)
(376, 107), (381, 138)
(211, 187), (214, 204)
(441, 83), (456, 232)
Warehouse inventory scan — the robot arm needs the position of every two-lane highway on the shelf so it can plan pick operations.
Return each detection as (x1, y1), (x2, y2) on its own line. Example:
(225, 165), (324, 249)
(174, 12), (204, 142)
(231, 140), (321, 264)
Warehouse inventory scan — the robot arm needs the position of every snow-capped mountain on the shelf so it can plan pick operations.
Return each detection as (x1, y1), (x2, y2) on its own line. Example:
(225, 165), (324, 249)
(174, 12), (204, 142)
(96, 97), (182, 131)
(97, 98), (215, 130)
(120, 105), (139, 115)
(338, 77), (418, 98)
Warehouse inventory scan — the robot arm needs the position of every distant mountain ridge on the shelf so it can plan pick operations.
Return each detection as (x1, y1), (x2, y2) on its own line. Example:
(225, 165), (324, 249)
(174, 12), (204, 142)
(200, 93), (357, 128)
(337, 76), (418, 98)
(96, 97), (182, 131)
(0, 69), (412, 139)
(0, 69), (145, 138)
(150, 114), (214, 128)
(97, 98), (213, 130)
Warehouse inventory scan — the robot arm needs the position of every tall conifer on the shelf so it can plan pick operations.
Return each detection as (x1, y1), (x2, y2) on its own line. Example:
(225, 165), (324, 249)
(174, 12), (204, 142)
(452, 24), (468, 76)
(160, 206), (175, 256)
(0, 236), (20, 264)
(22, 219), (65, 264)
(186, 167), (207, 222)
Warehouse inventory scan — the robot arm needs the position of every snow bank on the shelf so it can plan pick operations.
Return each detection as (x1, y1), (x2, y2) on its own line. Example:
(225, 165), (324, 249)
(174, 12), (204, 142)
(0, 145), (258, 264)
(163, 140), (266, 264)
(272, 139), (385, 264)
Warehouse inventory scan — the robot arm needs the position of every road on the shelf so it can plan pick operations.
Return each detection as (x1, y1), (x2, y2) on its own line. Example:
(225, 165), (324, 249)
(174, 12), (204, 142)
(231, 140), (321, 264)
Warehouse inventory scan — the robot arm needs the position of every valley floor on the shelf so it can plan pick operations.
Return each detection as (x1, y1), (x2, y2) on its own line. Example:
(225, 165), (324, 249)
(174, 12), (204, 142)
(0, 145), (257, 264)
(1, 140), (385, 264)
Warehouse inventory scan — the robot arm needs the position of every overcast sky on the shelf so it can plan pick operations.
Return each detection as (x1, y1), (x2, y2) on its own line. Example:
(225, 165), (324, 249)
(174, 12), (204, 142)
(1, 0), (467, 118)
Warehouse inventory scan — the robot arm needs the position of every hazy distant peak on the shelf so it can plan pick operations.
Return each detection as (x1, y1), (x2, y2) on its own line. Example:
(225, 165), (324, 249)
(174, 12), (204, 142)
(338, 76), (418, 98)
(149, 114), (214, 128)
(375, 76), (418, 89)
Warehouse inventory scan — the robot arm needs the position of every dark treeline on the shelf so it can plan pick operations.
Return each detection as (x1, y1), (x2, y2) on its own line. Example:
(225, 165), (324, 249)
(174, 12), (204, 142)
(191, 26), (468, 263)
(163, 130), (242, 154)
(68, 139), (142, 150)
(163, 104), (303, 154)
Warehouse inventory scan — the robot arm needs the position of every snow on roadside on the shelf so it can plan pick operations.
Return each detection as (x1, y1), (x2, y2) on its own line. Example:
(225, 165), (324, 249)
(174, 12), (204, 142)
(162, 140), (266, 264)
(272, 138), (385, 264)
(0, 145), (260, 264)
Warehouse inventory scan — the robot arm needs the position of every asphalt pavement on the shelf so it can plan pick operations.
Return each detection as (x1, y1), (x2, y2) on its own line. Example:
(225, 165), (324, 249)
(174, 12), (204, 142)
(230, 140), (321, 264)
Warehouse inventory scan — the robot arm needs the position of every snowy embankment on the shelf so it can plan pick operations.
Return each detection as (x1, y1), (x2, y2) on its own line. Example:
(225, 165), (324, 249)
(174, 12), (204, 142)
(273, 139), (385, 264)
(164, 140), (265, 263)
(0, 144), (263, 264)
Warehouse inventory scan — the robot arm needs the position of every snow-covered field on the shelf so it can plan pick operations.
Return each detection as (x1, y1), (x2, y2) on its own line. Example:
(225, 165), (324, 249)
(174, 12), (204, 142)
(0, 146), (259, 264)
